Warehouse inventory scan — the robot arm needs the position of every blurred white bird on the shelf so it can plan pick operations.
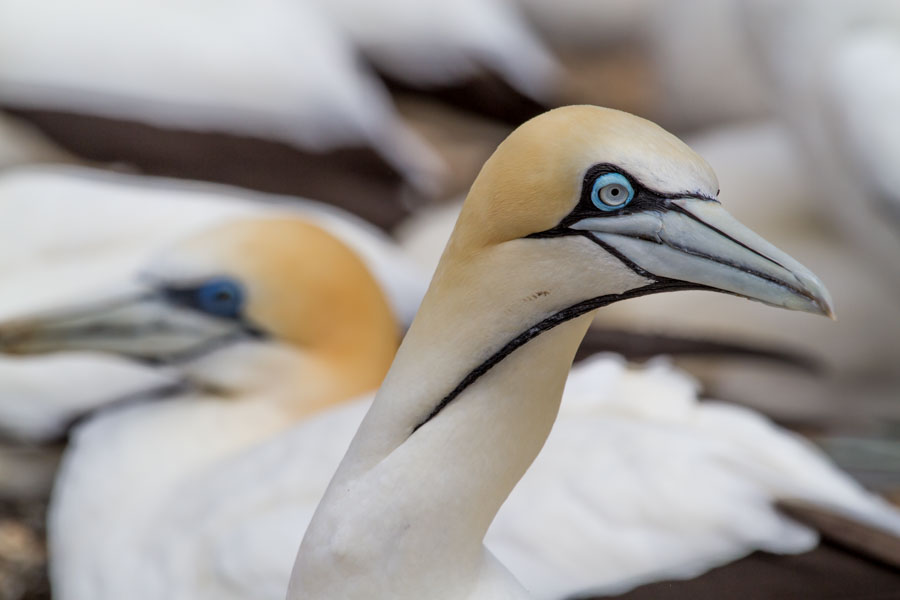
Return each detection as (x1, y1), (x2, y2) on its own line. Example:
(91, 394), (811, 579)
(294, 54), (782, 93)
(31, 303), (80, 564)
(309, 0), (558, 104)
(0, 217), (402, 600)
(740, 0), (900, 290)
(0, 0), (440, 188)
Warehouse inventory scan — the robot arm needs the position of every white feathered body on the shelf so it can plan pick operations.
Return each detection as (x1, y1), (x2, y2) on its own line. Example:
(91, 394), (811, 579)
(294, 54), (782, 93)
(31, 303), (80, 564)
(50, 355), (900, 599)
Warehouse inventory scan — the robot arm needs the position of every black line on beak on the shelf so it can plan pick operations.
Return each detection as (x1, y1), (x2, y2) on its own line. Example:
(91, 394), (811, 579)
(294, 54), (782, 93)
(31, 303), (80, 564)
(136, 325), (266, 367)
(530, 208), (819, 306)
(667, 203), (789, 272)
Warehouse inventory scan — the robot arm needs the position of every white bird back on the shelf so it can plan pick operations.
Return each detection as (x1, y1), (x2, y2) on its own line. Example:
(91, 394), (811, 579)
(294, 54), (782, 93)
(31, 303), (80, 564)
(0, 0), (439, 182)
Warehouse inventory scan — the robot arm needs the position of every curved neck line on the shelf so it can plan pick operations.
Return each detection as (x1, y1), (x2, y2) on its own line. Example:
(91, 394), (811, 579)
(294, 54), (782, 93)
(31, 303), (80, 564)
(411, 278), (705, 433)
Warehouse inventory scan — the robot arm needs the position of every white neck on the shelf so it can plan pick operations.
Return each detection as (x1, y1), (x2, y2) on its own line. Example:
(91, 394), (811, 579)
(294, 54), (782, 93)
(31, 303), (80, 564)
(290, 237), (648, 599)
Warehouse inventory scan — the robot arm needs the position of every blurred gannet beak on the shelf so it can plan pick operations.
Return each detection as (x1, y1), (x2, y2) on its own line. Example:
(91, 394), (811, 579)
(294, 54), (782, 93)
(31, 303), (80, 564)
(572, 197), (836, 318)
(0, 287), (261, 365)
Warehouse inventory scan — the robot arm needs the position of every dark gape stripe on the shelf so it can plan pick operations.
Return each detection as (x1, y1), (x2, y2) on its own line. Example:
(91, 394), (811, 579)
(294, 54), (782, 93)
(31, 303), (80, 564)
(534, 212), (817, 305)
(138, 326), (265, 367)
(410, 278), (707, 434)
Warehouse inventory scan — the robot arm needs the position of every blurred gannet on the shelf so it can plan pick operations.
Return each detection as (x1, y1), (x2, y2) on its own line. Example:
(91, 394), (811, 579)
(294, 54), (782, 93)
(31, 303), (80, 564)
(0, 166), (427, 442)
(286, 105), (841, 599)
(3, 110), (900, 598)
(0, 217), (401, 600)
(0, 0), (439, 188)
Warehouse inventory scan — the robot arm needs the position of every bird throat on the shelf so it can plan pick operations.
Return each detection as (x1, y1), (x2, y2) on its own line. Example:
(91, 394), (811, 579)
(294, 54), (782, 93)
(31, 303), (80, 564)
(410, 278), (699, 433)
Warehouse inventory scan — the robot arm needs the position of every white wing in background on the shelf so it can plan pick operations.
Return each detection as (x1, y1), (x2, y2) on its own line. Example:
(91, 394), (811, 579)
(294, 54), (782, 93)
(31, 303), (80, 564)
(825, 30), (900, 232)
(309, 0), (558, 101)
(0, 0), (439, 183)
(488, 356), (900, 599)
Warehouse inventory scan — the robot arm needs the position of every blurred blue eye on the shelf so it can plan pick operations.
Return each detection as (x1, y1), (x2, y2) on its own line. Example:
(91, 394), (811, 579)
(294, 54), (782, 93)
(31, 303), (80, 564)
(196, 278), (244, 318)
(591, 172), (634, 210)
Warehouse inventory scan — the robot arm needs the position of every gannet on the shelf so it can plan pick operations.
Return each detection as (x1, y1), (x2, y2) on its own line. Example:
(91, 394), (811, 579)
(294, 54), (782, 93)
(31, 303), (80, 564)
(0, 216), (401, 600)
(0, 166), (427, 443)
(395, 119), (900, 425)
(287, 105), (839, 599)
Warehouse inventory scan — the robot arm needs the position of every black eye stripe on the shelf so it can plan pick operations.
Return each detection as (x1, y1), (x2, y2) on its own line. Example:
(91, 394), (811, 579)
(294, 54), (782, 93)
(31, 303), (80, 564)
(582, 164), (716, 202)
(530, 163), (716, 234)
(554, 164), (665, 228)
(163, 286), (203, 309)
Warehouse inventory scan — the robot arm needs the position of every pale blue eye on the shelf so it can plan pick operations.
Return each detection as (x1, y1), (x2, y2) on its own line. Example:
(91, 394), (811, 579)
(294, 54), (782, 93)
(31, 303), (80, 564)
(590, 172), (634, 211)
(196, 278), (244, 318)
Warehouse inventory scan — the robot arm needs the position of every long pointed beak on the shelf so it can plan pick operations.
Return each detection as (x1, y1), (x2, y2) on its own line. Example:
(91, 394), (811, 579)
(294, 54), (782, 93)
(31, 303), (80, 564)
(0, 289), (254, 364)
(573, 198), (836, 318)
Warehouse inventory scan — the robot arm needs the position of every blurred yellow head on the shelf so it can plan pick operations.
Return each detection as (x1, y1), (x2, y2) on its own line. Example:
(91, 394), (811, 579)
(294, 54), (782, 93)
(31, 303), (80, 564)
(0, 217), (400, 413)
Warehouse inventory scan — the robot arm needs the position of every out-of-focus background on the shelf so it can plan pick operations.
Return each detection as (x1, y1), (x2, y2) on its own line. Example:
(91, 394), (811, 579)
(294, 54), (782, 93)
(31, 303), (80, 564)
(0, 0), (898, 598)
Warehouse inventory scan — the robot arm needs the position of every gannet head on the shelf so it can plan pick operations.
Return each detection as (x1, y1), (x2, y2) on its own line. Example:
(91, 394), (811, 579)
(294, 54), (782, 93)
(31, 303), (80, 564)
(0, 218), (398, 404)
(439, 105), (834, 317)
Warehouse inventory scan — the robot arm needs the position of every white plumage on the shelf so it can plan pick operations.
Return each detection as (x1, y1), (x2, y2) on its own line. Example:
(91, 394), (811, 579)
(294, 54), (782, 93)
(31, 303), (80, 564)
(65, 355), (900, 600)
(490, 356), (900, 597)
(513, 0), (656, 49)
(309, 0), (559, 101)
(0, 0), (440, 184)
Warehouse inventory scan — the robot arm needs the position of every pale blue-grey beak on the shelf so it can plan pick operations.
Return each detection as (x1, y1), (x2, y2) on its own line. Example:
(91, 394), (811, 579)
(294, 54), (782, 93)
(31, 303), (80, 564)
(572, 197), (835, 317)
(0, 288), (257, 364)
